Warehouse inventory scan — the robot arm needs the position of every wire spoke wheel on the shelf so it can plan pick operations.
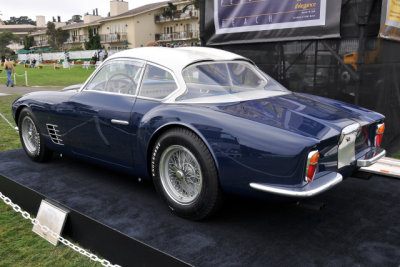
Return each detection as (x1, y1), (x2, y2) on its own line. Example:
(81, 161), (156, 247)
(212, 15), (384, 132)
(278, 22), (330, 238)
(18, 108), (53, 162)
(21, 116), (40, 156)
(160, 145), (202, 205)
(152, 127), (222, 220)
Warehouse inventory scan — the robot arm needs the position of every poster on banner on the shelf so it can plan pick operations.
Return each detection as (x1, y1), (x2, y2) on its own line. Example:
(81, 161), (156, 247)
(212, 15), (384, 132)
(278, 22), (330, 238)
(379, 0), (400, 42)
(202, 0), (341, 46)
(214, 0), (327, 34)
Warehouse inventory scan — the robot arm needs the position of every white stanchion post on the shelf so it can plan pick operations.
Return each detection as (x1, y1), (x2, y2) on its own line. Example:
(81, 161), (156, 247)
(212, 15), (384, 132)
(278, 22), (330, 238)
(14, 72), (16, 86)
(25, 71), (28, 86)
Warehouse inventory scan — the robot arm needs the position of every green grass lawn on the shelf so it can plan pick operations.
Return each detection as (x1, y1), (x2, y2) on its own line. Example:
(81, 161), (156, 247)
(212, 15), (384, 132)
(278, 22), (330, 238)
(0, 95), (21, 152)
(0, 95), (103, 266)
(0, 65), (95, 87)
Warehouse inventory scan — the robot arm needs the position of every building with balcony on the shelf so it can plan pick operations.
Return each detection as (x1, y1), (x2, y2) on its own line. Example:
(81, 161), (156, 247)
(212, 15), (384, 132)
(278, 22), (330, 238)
(62, 12), (102, 50)
(82, 0), (199, 49)
(154, 1), (200, 46)
(25, 0), (200, 52)
(98, 0), (171, 50)
(0, 16), (47, 52)
(30, 30), (49, 49)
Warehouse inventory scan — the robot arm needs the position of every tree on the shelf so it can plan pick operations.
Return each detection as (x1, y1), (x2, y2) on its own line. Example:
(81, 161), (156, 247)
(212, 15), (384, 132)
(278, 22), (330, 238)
(55, 28), (69, 48)
(72, 15), (83, 23)
(46, 22), (57, 48)
(0, 31), (19, 55)
(162, 2), (177, 18)
(66, 15), (83, 25)
(24, 35), (34, 50)
(56, 28), (69, 47)
(85, 27), (101, 50)
(46, 22), (69, 50)
(5, 16), (36, 25)
(182, 0), (199, 13)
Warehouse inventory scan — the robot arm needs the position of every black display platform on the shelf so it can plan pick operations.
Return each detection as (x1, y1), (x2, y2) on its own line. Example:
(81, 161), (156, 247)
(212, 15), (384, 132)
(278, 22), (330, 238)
(1, 149), (400, 266)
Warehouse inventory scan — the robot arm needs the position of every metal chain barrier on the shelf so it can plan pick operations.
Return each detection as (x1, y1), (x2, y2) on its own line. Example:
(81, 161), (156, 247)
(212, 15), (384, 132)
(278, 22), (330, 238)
(0, 191), (121, 267)
(0, 112), (18, 132)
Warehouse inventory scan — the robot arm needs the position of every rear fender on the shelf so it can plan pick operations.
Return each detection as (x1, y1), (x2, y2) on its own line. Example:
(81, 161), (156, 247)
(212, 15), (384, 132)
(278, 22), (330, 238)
(146, 122), (220, 177)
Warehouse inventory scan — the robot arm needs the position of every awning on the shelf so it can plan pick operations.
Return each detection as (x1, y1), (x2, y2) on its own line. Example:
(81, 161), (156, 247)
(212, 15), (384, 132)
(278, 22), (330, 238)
(35, 48), (51, 52)
(17, 49), (33, 54)
(17, 48), (51, 54)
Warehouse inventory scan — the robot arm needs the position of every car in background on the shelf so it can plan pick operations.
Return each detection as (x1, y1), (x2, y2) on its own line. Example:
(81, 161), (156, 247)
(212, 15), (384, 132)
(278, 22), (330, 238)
(12, 47), (386, 220)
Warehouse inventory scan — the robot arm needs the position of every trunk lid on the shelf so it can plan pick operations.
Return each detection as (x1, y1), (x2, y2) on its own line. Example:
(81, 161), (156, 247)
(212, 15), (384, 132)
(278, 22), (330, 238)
(210, 92), (382, 141)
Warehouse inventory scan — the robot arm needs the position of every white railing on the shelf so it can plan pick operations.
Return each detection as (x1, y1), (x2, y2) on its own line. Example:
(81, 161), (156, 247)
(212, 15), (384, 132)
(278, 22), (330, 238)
(155, 10), (199, 23)
(65, 35), (88, 44)
(158, 31), (199, 41)
(159, 33), (172, 41)
(35, 40), (49, 47)
(100, 33), (127, 43)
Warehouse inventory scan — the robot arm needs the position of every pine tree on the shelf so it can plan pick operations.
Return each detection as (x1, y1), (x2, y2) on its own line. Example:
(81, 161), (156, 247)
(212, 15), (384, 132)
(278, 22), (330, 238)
(85, 27), (101, 50)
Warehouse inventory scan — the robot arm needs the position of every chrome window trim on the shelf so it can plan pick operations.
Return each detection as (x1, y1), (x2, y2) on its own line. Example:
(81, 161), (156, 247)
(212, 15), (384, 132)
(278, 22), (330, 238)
(180, 60), (268, 87)
(80, 57), (146, 96)
(136, 61), (181, 102)
(79, 57), (290, 104)
(77, 89), (137, 98)
(174, 60), (291, 104)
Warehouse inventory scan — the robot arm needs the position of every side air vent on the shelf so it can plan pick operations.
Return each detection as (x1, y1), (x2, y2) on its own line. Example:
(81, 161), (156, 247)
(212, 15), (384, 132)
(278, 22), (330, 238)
(46, 124), (64, 145)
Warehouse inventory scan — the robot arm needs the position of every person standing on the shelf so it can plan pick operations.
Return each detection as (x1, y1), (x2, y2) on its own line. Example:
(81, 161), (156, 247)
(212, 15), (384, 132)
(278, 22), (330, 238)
(99, 49), (104, 61)
(4, 57), (15, 87)
(103, 49), (108, 60)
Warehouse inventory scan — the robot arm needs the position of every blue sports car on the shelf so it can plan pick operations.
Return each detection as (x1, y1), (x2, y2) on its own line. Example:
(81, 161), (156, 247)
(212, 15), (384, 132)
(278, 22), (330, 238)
(12, 47), (386, 220)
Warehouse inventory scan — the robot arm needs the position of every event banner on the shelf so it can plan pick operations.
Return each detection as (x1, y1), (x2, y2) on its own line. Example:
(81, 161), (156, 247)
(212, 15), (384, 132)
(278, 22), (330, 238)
(214, 0), (327, 34)
(202, 0), (342, 45)
(379, 0), (400, 42)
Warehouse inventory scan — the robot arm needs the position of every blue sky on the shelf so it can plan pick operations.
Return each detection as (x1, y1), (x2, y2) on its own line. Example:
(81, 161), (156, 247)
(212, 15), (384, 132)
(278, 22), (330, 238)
(0, 0), (166, 22)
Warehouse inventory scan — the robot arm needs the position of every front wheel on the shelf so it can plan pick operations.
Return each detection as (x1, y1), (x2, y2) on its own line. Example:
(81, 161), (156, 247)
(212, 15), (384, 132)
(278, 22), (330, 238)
(151, 128), (222, 220)
(18, 108), (53, 162)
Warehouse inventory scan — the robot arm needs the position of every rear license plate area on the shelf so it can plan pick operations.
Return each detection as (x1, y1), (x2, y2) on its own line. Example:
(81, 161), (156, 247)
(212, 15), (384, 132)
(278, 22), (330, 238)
(338, 125), (359, 169)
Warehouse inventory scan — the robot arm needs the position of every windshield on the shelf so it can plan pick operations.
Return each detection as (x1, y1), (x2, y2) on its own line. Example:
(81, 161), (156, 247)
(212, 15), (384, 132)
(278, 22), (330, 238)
(177, 61), (289, 103)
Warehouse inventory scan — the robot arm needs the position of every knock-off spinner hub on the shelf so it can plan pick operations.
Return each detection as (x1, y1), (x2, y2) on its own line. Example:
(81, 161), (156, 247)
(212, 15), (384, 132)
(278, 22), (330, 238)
(176, 170), (185, 180)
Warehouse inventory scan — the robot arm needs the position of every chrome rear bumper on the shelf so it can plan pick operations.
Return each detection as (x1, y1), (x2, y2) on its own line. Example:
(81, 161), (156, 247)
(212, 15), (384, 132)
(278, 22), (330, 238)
(356, 147), (386, 167)
(249, 172), (343, 198)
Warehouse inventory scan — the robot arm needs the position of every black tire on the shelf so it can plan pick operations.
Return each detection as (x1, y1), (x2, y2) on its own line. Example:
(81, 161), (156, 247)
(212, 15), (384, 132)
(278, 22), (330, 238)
(151, 127), (223, 220)
(18, 108), (53, 162)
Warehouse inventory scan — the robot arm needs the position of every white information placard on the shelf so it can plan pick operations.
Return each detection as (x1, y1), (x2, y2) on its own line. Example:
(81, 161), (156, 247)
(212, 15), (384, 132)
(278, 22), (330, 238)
(32, 200), (69, 246)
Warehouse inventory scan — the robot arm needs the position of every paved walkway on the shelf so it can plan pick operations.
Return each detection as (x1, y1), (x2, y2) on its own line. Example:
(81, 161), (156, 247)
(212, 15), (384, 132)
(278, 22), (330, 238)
(0, 85), (62, 95)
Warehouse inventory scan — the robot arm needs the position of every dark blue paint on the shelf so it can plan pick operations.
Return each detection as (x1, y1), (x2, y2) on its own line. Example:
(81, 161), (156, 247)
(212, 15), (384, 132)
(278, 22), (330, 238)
(12, 89), (384, 197)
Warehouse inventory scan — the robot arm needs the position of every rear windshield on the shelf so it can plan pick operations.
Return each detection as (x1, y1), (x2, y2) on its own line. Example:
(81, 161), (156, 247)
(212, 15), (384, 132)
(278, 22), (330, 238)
(177, 61), (289, 103)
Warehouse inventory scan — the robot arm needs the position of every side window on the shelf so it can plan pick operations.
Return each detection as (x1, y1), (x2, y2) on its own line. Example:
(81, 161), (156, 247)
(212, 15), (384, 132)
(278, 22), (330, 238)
(85, 60), (143, 95)
(228, 63), (264, 88)
(139, 64), (177, 99)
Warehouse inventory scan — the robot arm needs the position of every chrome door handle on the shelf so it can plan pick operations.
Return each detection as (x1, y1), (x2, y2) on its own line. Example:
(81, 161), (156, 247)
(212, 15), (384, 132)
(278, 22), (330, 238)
(111, 119), (129, 125)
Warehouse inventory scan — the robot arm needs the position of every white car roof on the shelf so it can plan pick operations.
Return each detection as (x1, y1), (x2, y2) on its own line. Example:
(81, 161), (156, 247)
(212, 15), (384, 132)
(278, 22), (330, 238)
(107, 46), (249, 73)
